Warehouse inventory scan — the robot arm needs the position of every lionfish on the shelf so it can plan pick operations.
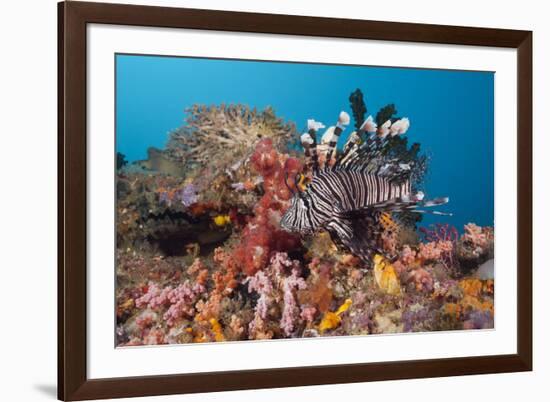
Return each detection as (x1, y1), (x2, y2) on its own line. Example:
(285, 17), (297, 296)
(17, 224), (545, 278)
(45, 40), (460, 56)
(280, 110), (449, 263)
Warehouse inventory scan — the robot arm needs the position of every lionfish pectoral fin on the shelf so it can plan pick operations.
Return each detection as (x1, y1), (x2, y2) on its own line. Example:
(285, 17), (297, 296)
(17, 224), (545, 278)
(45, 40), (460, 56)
(403, 196), (451, 215)
(347, 195), (450, 217)
(329, 195), (450, 265)
(332, 201), (346, 215)
(410, 209), (452, 216)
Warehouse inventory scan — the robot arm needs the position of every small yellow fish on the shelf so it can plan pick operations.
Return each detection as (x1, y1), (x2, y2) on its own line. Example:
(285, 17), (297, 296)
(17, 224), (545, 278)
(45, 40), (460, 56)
(213, 215), (231, 227)
(319, 298), (352, 334)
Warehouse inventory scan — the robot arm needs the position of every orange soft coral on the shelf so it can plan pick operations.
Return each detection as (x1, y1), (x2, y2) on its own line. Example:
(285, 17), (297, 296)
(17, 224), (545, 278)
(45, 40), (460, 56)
(298, 271), (333, 313)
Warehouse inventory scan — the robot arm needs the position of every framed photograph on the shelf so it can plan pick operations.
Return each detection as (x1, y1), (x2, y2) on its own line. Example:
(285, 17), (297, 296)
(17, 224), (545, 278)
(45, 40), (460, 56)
(58, 1), (532, 400)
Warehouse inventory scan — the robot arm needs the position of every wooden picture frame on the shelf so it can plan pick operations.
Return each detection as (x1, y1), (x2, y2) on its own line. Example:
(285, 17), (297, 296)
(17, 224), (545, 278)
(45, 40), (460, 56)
(58, 1), (532, 400)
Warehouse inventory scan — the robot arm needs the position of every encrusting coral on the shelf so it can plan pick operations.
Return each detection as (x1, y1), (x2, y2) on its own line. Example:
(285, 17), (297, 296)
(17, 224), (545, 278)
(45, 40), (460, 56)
(116, 90), (495, 346)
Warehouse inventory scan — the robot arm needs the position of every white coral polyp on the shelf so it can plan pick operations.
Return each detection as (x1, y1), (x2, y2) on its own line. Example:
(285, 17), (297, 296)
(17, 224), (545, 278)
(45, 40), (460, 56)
(300, 133), (314, 145)
(338, 111), (351, 126)
(360, 115), (377, 133)
(307, 119), (325, 131)
(378, 120), (391, 138)
(390, 117), (410, 136)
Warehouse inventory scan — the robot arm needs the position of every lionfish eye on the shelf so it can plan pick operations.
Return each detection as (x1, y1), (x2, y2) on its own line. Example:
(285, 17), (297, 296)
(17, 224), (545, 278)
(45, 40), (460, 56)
(295, 173), (309, 192)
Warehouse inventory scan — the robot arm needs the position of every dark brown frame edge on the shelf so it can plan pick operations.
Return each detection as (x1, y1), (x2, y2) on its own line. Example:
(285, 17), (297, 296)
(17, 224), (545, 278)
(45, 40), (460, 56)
(58, 1), (532, 400)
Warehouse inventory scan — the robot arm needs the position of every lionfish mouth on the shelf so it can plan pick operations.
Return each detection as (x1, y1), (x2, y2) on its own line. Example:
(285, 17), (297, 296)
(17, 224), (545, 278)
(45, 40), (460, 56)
(280, 218), (315, 236)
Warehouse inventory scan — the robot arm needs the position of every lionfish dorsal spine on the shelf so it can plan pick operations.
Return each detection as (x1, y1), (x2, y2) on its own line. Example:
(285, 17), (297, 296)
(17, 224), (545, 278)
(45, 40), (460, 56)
(337, 115), (376, 165)
(303, 112), (348, 173)
(284, 108), (450, 264)
(324, 111), (351, 170)
(302, 119), (325, 173)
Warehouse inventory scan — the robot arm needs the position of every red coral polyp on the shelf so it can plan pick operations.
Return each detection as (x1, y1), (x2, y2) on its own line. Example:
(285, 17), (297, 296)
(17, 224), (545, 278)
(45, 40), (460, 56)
(230, 140), (303, 276)
(250, 139), (278, 173)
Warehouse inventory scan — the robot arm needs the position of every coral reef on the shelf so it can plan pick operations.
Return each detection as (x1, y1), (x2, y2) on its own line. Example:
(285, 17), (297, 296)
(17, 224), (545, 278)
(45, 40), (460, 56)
(116, 94), (495, 346)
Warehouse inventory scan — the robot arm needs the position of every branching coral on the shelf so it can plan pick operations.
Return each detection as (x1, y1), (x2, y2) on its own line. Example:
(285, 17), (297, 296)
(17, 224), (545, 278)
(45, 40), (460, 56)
(167, 104), (297, 167)
(420, 223), (459, 243)
(417, 224), (458, 268)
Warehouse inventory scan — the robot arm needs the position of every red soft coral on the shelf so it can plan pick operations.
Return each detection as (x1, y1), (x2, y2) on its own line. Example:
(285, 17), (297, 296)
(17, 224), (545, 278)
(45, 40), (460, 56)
(232, 139), (302, 276)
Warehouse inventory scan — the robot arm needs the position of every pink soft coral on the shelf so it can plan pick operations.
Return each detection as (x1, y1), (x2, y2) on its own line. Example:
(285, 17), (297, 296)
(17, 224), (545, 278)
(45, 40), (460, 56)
(163, 282), (206, 326)
(248, 271), (274, 321)
(143, 328), (165, 345)
(400, 245), (417, 266)
(135, 281), (205, 326)
(463, 223), (490, 248)
(418, 240), (453, 262)
(406, 268), (434, 293)
(135, 283), (172, 309)
(135, 310), (157, 330)
(247, 252), (307, 338)
(300, 306), (317, 323)
(279, 263), (307, 336)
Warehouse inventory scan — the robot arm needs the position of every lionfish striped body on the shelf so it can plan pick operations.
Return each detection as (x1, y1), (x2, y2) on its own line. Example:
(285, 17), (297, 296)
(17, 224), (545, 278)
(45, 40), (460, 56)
(280, 111), (449, 264)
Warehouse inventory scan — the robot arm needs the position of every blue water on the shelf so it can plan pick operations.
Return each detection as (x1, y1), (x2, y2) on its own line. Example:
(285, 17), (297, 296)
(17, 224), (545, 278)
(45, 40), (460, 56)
(116, 54), (494, 230)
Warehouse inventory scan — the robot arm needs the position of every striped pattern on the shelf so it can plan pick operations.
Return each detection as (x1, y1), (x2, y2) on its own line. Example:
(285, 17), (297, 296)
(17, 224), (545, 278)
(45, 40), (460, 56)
(316, 171), (411, 211)
(280, 170), (411, 235)
(325, 126), (344, 165)
(280, 112), (449, 264)
(305, 128), (318, 172)
(339, 135), (388, 172)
